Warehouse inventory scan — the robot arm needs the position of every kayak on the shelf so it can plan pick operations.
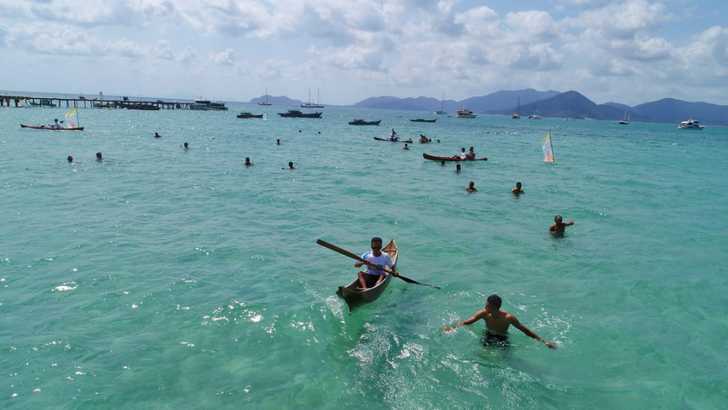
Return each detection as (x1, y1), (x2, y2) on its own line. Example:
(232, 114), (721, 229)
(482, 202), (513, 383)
(423, 153), (487, 161)
(337, 240), (398, 310)
(20, 124), (84, 131)
(374, 137), (414, 143)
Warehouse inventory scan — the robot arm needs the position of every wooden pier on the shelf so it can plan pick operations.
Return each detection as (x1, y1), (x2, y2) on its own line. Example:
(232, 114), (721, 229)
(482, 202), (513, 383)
(0, 94), (196, 110)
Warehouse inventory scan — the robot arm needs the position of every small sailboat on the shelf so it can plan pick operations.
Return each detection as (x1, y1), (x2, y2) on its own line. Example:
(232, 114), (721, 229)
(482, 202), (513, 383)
(20, 108), (84, 131)
(435, 93), (447, 115)
(618, 111), (630, 125)
(542, 131), (555, 163)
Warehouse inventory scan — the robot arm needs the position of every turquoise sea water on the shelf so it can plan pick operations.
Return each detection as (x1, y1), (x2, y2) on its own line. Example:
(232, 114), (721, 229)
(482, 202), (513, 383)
(1, 104), (727, 409)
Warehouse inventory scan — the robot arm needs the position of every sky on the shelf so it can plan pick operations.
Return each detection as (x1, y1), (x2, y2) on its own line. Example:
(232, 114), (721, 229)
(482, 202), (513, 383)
(1, 0), (727, 105)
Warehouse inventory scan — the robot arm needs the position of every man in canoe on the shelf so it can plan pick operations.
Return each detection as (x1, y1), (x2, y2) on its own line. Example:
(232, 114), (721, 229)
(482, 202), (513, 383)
(456, 147), (467, 160)
(550, 215), (574, 237)
(389, 129), (399, 142)
(354, 237), (396, 290)
(466, 147), (476, 160)
(443, 294), (557, 349)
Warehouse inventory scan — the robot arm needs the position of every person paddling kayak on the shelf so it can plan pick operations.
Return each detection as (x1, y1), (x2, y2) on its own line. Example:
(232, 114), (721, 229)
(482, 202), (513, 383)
(444, 294), (557, 349)
(354, 237), (396, 290)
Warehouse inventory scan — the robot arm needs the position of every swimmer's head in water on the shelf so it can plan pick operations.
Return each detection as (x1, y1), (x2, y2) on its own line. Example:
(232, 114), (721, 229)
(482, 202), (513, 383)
(486, 294), (502, 310)
(555, 215), (563, 223)
(516, 182), (522, 188)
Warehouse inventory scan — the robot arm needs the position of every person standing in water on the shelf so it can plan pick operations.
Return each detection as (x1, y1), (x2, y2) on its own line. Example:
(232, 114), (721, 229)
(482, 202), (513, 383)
(456, 164), (461, 174)
(96, 152), (103, 161)
(244, 157), (253, 167)
(276, 139), (281, 145)
(512, 182), (524, 195)
(154, 132), (161, 138)
(67, 155), (73, 163)
(444, 294), (557, 349)
(183, 142), (189, 150)
(403, 143), (410, 150)
(550, 215), (574, 237)
(287, 161), (295, 170)
(466, 181), (477, 193)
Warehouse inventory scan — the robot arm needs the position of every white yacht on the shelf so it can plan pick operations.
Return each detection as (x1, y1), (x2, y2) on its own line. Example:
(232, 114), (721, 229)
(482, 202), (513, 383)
(528, 114), (542, 120)
(678, 118), (704, 129)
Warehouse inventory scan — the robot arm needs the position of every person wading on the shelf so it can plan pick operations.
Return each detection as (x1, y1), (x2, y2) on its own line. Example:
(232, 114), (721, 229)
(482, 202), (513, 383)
(444, 294), (557, 349)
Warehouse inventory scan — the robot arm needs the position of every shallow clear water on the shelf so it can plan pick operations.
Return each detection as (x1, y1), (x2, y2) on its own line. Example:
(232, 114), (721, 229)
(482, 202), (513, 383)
(1, 104), (727, 408)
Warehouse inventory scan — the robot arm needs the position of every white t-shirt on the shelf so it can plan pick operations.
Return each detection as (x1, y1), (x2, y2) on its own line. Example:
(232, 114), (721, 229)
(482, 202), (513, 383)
(360, 251), (393, 276)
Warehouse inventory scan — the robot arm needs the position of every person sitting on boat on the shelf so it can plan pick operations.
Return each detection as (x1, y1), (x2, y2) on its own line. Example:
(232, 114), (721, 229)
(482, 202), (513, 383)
(455, 147), (467, 160)
(389, 129), (399, 142)
(466, 181), (477, 193)
(354, 237), (396, 290)
(512, 182), (524, 195)
(465, 147), (476, 160)
(550, 215), (574, 237)
(443, 294), (557, 349)
(51, 119), (61, 129)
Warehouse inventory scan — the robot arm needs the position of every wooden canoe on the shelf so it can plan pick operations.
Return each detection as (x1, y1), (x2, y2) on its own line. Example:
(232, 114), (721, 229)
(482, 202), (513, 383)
(422, 153), (487, 161)
(337, 240), (398, 310)
(373, 137), (414, 143)
(20, 124), (84, 131)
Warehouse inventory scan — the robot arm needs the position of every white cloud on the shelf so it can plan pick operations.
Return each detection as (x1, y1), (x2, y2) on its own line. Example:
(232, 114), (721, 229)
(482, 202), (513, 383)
(209, 48), (236, 66)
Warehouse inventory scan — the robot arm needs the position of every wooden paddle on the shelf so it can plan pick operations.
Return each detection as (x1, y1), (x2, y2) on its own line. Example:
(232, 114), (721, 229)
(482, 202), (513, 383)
(316, 239), (441, 290)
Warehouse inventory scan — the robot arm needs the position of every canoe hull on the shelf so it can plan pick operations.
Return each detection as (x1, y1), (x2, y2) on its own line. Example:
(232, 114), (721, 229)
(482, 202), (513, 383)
(20, 124), (84, 131)
(374, 137), (414, 143)
(337, 240), (398, 310)
(423, 153), (487, 161)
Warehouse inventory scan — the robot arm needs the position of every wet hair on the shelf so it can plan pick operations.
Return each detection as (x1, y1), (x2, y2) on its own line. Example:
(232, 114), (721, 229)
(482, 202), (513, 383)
(555, 215), (563, 223)
(516, 182), (522, 187)
(371, 237), (383, 245)
(487, 294), (502, 309)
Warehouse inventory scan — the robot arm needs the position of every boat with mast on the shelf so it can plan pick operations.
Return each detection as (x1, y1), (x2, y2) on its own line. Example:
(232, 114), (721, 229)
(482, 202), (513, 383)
(618, 111), (630, 125)
(435, 93), (447, 115)
(456, 108), (476, 118)
(512, 97), (520, 119)
(301, 88), (324, 109)
(258, 89), (272, 106)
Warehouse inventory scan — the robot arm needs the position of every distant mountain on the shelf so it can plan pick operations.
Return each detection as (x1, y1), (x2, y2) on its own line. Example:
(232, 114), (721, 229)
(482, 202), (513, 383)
(468, 89), (560, 113)
(249, 95), (303, 106)
(603, 102), (633, 111)
(354, 96), (459, 112)
(354, 89), (558, 112)
(633, 98), (728, 125)
(512, 91), (651, 121)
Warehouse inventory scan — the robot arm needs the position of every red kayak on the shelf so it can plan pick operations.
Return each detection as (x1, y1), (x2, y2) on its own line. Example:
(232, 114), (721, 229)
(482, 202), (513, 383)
(20, 124), (84, 131)
(423, 153), (487, 161)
